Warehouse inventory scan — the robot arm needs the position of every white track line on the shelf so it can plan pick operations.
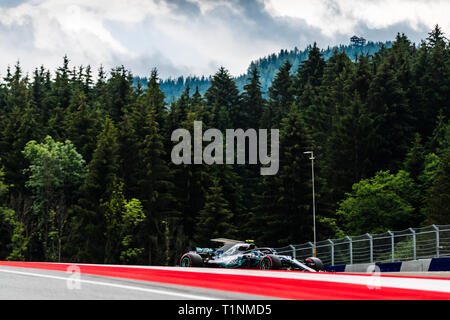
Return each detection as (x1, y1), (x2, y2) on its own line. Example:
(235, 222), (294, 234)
(0, 268), (218, 300)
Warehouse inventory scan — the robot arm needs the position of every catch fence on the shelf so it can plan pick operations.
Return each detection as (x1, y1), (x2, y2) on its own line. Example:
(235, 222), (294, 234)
(274, 224), (450, 266)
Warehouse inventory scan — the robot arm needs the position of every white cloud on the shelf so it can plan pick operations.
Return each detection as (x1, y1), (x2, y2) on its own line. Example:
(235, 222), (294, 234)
(0, 0), (173, 76)
(0, 0), (445, 78)
(268, 0), (450, 36)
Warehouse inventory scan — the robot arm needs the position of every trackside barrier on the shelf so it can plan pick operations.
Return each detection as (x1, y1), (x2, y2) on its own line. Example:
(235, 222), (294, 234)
(275, 224), (450, 268)
(323, 257), (450, 273)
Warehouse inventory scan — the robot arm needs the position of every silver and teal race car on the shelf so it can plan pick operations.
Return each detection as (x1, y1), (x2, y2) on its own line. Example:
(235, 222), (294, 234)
(179, 238), (323, 272)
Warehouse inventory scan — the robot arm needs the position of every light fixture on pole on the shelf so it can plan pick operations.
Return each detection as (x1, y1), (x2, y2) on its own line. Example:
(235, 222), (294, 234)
(304, 151), (316, 257)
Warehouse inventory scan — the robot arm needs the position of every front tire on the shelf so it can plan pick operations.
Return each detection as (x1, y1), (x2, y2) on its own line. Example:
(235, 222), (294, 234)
(259, 254), (282, 270)
(180, 253), (203, 267)
(304, 257), (324, 271)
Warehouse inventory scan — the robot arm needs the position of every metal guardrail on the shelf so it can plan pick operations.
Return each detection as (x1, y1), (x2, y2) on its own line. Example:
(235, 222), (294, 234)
(274, 225), (450, 266)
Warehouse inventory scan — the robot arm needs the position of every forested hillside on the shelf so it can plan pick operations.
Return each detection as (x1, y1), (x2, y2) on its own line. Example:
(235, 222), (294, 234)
(137, 40), (391, 102)
(0, 27), (449, 266)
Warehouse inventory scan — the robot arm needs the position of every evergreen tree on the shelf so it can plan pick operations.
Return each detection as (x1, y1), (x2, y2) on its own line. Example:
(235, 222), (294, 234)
(367, 50), (413, 172)
(170, 109), (209, 247)
(262, 60), (294, 128)
(82, 118), (120, 207)
(4, 63), (30, 113)
(413, 25), (450, 137)
(65, 91), (103, 163)
(117, 112), (139, 198)
(403, 133), (426, 182)
(0, 105), (42, 192)
(205, 67), (240, 130)
(304, 50), (353, 145)
(145, 68), (167, 127)
(77, 118), (120, 262)
(258, 106), (314, 246)
(194, 178), (236, 246)
(53, 56), (72, 110)
(424, 148), (450, 224)
(191, 85), (203, 106)
(132, 101), (177, 265)
(325, 92), (373, 204)
(294, 42), (325, 101)
(241, 67), (265, 129)
(106, 66), (133, 123)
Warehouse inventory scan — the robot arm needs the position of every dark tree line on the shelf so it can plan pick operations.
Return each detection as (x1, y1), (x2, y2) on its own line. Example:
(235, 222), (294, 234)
(0, 26), (449, 265)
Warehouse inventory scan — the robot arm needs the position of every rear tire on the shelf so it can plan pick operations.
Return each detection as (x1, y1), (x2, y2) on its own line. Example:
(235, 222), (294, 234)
(180, 253), (203, 267)
(259, 254), (282, 270)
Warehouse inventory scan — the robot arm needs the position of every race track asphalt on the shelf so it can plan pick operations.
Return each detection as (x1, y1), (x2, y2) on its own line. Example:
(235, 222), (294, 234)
(1, 263), (449, 300)
(0, 266), (270, 300)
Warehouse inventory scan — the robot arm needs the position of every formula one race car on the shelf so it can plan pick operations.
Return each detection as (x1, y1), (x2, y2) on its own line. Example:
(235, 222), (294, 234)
(179, 238), (324, 272)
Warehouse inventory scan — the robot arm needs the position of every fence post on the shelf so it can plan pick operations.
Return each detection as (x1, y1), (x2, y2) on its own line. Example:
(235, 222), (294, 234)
(432, 225), (439, 258)
(328, 239), (334, 266)
(366, 233), (373, 263)
(388, 231), (394, 262)
(289, 245), (296, 259)
(308, 242), (314, 257)
(409, 228), (416, 260)
(346, 236), (353, 264)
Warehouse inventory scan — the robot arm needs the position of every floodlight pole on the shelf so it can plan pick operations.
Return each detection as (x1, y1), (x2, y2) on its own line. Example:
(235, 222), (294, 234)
(304, 151), (316, 257)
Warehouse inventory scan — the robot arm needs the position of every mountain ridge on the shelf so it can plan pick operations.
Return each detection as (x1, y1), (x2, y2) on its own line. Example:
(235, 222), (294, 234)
(134, 40), (392, 102)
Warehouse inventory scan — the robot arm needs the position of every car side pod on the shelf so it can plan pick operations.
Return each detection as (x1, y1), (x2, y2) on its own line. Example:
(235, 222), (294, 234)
(180, 252), (204, 267)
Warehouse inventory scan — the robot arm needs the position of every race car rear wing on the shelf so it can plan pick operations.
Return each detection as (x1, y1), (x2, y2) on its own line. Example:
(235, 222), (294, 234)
(210, 238), (243, 244)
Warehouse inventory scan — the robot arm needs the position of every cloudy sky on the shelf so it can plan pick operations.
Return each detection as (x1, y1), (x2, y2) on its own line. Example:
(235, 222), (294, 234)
(0, 0), (448, 78)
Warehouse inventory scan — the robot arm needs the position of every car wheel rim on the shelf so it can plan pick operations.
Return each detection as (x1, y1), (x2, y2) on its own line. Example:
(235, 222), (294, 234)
(261, 258), (271, 270)
(181, 257), (191, 267)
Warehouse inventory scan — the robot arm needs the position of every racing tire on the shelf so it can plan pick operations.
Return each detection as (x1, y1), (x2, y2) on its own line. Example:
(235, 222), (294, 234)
(259, 254), (282, 270)
(304, 257), (324, 271)
(179, 253), (203, 267)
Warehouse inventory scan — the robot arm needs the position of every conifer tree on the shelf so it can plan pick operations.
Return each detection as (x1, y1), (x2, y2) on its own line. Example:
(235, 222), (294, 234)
(5, 62), (30, 113)
(191, 85), (203, 106)
(30, 66), (48, 122)
(424, 147), (450, 224)
(170, 109), (209, 246)
(205, 67), (240, 129)
(262, 60), (294, 128)
(325, 92), (373, 203)
(65, 91), (103, 163)
(53, 56), (72, 110)
(241, 67), (265, 129)
(413, 25), (450, 137)
(258, 105), (314, 246)
(77, 118), (120, 262)
(83, 118), (120, 206)
(132, 102), (177, 265)
(0, 105), (42, 192)
(106, 66), (133, 123)
(367, 52), (413, 172)
(403, 133), (426, 182)
(294, 42), (325, 100)
(194, 177), (236, 246)
(145, 68), (167, 127)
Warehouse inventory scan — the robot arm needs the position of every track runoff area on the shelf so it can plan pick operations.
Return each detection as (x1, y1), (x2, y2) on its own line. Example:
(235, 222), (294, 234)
(0, 261), (449, 300)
